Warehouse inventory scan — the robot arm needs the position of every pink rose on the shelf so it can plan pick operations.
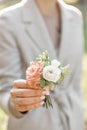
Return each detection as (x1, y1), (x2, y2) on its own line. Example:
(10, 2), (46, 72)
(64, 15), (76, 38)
(26, 61), (43, 88)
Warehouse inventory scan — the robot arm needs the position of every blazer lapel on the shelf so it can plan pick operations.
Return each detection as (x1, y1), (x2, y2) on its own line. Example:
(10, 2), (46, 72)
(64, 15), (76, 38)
(22, 0), (57, 59)
(56, 0), (71, 63)
(21, 0), (70, 61)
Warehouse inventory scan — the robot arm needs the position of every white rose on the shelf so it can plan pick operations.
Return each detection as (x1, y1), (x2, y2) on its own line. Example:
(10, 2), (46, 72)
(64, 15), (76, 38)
(51, 59), (61, 67)
(43, 65), (61, 83)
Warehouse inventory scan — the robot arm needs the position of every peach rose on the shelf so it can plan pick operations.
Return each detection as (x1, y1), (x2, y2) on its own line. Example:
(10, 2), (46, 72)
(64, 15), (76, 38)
(26, 61), (43, 88)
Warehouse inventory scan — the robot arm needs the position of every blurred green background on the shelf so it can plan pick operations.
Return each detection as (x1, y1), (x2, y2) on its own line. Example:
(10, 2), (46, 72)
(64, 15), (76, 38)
(0, 0), (87, 130)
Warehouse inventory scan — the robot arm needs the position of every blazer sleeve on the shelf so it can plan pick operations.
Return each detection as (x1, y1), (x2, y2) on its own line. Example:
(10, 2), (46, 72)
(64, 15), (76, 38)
(54, 10), (84, 130)
(0, 17), (25, 118)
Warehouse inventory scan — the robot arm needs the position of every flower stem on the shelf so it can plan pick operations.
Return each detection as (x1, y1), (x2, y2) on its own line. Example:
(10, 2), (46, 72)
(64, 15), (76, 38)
(43, 95), (53, 108)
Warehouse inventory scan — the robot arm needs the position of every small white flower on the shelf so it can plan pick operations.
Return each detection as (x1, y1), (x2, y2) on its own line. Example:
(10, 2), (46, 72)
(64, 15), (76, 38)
(43, 65), (61, 83)
(51, 59), (61, 67)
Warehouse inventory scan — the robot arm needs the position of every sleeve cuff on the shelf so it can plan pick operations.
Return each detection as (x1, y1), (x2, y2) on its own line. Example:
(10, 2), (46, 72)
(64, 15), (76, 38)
(0, 92), (26, 118)
(0, 92), (10, 115)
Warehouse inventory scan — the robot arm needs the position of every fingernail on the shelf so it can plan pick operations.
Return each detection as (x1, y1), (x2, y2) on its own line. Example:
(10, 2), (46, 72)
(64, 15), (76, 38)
(40, 101), (44, 105)
(41, 96), (45, 100)
(42, 90), (49, 95)
(42, 91), (46, 95)
(46, 91), (50, 95)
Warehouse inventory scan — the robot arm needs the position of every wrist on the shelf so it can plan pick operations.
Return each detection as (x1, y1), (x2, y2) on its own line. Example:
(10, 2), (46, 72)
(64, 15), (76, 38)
(8, 97), (25, 118)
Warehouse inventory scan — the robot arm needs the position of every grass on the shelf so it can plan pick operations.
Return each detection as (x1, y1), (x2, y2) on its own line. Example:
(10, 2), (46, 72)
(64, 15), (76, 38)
(82, 54), (87, 121)
(77, 4), (87, 53)
(0, 0), (21, 9)
(0, 109), (7, 130)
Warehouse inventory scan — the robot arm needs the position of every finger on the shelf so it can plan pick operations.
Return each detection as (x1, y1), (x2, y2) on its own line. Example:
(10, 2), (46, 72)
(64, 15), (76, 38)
(10, 88), (48, 98)
(12, 96), (45, 106)
(15, 101), (44, 112)
(13, 79), (42, 90)
(26, 85), (42, 90)
(43, 86), (49, 91)
(13, 79), (28, 89)
(42, 86), (50, 95)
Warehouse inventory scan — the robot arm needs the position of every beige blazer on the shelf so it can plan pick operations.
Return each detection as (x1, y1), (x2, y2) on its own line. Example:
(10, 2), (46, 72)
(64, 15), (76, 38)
(0, 0), (84, 130)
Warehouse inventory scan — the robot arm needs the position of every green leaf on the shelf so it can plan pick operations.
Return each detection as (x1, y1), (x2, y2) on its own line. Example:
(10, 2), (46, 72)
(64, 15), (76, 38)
(60, 73), (64, 81)
(40, 78), (46, 88)
(60, 64), (71, 76)
(49, 82), (56, 90)
(45, 80), (50, 86)
(36, 51), (51, 67)
(44, 95), (53, 108)
(62, 69), (71, 76)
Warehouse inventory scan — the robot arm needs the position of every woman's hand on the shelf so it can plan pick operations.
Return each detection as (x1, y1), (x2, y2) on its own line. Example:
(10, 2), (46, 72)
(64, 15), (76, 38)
(10, 79), (49, 112)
